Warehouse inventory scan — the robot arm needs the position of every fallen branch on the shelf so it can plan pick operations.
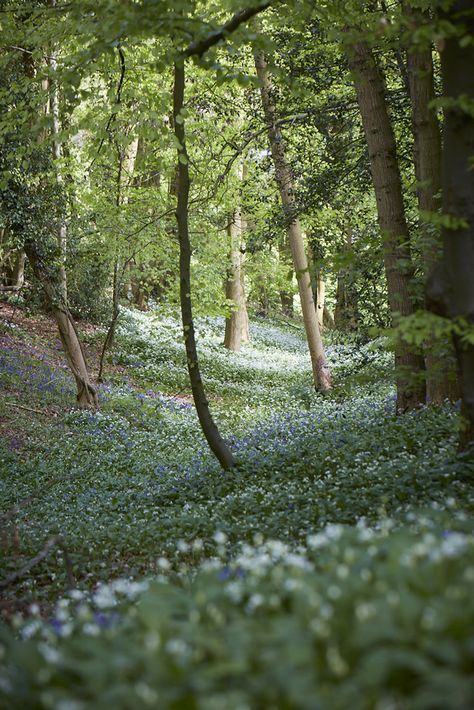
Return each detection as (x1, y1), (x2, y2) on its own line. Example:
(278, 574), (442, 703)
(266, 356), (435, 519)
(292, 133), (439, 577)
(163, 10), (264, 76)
(7, 402), (58, 416)
(0, 535), (75, 590)
(0, 284), (25, 292)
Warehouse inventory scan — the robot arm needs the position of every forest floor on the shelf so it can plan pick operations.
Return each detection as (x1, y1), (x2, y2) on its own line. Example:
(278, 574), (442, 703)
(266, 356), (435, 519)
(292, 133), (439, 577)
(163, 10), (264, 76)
(0, 303), (473, 707)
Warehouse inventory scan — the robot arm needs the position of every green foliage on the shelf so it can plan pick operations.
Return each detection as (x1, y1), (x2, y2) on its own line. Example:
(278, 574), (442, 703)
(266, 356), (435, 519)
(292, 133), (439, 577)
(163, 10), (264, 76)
(1, 0), (473, 703)
(394, 310), (474, 349)
(0, 309), (472, 708)
(1, 521), (474, 709)
(0, 310), (471, 601)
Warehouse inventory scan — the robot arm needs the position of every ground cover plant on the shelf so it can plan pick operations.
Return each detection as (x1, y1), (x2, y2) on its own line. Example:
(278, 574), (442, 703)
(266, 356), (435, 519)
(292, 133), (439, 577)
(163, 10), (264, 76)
(1, 0), (474, 705)
(1, 307), (473, 708)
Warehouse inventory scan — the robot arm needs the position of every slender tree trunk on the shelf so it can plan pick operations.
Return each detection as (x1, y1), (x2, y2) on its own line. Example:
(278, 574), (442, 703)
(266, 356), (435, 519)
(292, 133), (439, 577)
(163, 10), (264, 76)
(173, 62), (234, 470)
(428, 2), (474, 450)
(224, 209), (249, 351)
(49, 26), (67, 302)
(405, 4), (459, 404)
(98, 136), (139, 381)
(255, 50), (331, 391)
(24, 243), (98, 408)
(258, 285), (269, 316)
(347, 39), (425, 411)
(21, 48), (97, 408)
(224, 161), (249, 351)
(334, 226), (358, 331)
(316, 271), (326, 330)
(98, 260), (120, 382)
(306, 236), (328, 330)
(279, 238), (294, 318)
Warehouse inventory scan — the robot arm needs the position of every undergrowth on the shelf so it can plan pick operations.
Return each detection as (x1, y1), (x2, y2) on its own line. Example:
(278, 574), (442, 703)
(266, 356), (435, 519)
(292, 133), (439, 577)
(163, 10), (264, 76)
(0, 307), (473, 708)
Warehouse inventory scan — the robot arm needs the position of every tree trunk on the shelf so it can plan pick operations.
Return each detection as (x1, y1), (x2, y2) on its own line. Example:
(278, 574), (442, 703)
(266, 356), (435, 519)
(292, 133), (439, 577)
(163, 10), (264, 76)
(279, 238), (294, 318)
(224, 160), (249, 351)
(429, 1), (474, 450)
(405, 4), (459, 404)
(258, 286), (269, 317)
(11, 251), (26, 290)
(224, 210), (249, 351)
(98, 136), (139, 381)
(49, 32), (67, 302)
(334, 226), (358, 331)
(173, 61), (235, 470)
(24, 243), (98, 408)
(21, 45), (97, 408)
(98, 259), (120, 382)
(1, 250), (26, 292)
(316, 271), (326, 330)
(254, 50), (331, 391)
(347, 39), (425, 411)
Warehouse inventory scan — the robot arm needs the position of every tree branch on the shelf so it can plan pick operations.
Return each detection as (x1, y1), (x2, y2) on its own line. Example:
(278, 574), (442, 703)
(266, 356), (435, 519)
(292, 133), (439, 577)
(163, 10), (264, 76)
(0, 536), (74, 590)
(183, 2), (272, 58)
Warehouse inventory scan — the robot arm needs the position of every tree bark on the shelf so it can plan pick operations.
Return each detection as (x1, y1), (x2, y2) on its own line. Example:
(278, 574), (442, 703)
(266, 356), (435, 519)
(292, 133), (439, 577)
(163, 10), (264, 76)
(1, 250), (26, 292)
(48, 20), (67, 302)
(405, 4), (459, 404)
(173, 61), (235, 470)
(429, 1), (474, 450)
(20, 44), (97, 408)
(334, 226), (358, 331)
(279, 238), (294, 318)
(347, 39), (425, 411)
(224, 209), (249, 351)
(254, 50), (331, 391)
(24, 243), (98, 408)
(316, 271), (326, 331)
(98, 135), (139, 381)
(224, 161), (249, 351)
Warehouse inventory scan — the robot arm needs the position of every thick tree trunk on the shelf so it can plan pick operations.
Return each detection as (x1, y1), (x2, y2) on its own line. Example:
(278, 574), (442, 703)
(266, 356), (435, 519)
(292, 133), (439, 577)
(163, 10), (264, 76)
(24, 243), (98, 408)
(224, 209), (249, 352)
(347, 40), (425, 411)
(173, 61), (235, 470)
(405, 5), (459, 404)
(429, 2), (474, 450)
(255, 51), (331, 391)
(11, 251), (26, 290)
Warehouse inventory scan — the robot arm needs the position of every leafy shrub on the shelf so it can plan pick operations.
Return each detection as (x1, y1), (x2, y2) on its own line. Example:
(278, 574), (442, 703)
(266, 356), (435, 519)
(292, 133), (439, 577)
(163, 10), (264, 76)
(1, 522), (473, 709)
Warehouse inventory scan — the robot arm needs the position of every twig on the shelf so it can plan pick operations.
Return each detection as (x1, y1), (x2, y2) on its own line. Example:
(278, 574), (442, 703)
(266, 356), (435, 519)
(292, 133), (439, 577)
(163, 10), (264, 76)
(0, 284), (25, 292)
(168, 386), (191, 400)
(0, 535), (74, 589)
(7, 402), (57, 416)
